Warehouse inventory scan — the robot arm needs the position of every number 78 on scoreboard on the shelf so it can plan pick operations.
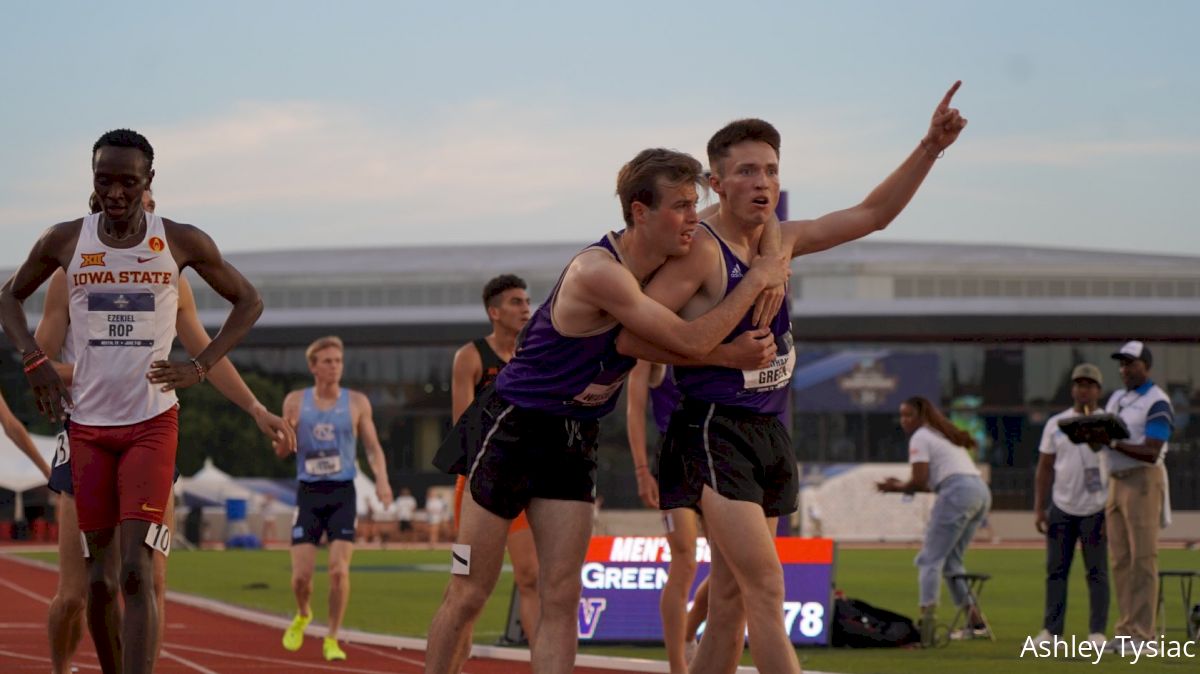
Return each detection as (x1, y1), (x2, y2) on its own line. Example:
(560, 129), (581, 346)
(576, 536), (836, 645)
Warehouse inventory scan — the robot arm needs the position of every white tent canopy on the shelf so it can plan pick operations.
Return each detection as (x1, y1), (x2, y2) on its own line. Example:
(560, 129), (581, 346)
(176, 458), (256, 505)
(0, 431), (60, 522)
(0, 432), (59, 493)
(176, 458), (294, 516)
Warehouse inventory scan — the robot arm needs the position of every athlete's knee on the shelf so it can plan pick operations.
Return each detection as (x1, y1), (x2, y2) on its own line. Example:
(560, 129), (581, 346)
(538, 575), (582, 617)
(512, 561), (539, 594)
(442, 577), (491, 618)
(292, 572), (314, 594)
(120, 558), (154, 596)
(328, 565), (350, 588)
(736, 568), (784, 610)
(51, 591), (88, 620)
(87, 570), (119, 604)
(668, 554), (698, 583)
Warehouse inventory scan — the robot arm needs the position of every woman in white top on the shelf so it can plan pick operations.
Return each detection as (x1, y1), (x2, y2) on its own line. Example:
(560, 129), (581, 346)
(878, 396), (992, 643)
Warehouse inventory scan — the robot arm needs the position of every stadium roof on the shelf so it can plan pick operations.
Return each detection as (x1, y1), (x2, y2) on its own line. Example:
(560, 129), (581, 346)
(8, 239), (1199, 344)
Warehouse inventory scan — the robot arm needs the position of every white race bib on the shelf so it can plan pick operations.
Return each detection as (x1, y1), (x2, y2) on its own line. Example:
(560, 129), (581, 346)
(743, 345), (796, 392)
(86, 291), (156, 347)
(145, 522), (171, 557)
(53, 431), (70, 468)
(572, 370), (629, 407)
(304, 449), (343, 476)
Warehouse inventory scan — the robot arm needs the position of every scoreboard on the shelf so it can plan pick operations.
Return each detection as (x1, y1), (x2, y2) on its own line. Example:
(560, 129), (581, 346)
(575, 536), (836, 645)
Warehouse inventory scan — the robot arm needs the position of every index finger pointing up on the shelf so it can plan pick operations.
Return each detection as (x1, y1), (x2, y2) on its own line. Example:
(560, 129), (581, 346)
(938, 80), (962, 111)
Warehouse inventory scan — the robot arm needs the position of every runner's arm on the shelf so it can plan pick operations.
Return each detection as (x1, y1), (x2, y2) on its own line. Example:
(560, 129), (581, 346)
(614, 239), (777, 369)
(33, 269), (75, 383)
(166, 222), (263, 371)
(0, 223), (77, 418)
(450, 343), (481, 424)
(279, 391), (303, 458)
(355, 392), (393, 503)
(0, 392), (50, 479)
(174, 275), (296, 454)
(625, 361), (659, 509)
(785, 81), (967, 257)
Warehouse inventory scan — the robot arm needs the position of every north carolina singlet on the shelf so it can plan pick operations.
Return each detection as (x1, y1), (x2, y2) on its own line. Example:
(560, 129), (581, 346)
(65, 213), (180, 425)
(496, 232), (637, 419)
(296, 388), (357, 483)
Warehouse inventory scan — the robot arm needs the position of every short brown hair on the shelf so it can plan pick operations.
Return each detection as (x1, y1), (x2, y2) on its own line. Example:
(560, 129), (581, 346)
(615, 149), (704, 227)
(707, 119), (781, 176)
(305, 335), (344, 364)
(482, 274), (526, 309)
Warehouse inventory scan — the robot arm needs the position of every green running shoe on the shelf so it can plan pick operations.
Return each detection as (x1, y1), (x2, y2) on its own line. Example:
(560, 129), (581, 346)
(282, 613), (312, 652)
(323, 636), (347, 661)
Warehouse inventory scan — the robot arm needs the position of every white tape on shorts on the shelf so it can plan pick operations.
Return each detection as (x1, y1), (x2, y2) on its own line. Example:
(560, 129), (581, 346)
(451, 544), (471, 575)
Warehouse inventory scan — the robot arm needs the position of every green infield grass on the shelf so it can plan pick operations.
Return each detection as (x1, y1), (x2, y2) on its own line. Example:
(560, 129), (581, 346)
(20, 546), (1200, 672)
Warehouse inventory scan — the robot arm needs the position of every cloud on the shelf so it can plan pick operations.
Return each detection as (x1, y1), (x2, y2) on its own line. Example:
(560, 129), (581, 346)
(1, 99), (1196, 262)
(964, 136), (1200, 167)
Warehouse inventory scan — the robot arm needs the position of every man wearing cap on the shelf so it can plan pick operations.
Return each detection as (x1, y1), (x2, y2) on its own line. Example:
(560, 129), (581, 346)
(1102, 340), (1174, 648)
(1031, 363), (1109, 648)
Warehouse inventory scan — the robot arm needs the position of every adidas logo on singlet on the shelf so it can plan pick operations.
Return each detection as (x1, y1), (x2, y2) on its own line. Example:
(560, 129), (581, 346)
(730, 264), (743, 278)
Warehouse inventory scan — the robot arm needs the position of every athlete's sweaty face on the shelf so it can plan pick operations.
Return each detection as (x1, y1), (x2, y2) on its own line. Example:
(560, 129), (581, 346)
(92, 146), (153, 225)
(712, 141), (779, 227)
(488, 287), (531, 334)
(309, 347), (344, 386)
(642, 180), (700, 258)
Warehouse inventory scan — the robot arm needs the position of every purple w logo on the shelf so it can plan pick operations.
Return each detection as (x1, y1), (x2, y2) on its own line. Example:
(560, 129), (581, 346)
(577, 597), (608, 639)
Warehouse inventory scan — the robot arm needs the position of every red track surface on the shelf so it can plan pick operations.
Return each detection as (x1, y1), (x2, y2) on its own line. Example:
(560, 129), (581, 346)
(0, 555), (622, 673)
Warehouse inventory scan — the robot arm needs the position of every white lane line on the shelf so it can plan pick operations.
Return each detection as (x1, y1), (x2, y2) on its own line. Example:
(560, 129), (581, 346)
(0, 576), (51, 605)
(164, 642), (398, 674)
(160, 648), (222, 674)
(349, 642), (427, 667)
(0, 648), (102, 670)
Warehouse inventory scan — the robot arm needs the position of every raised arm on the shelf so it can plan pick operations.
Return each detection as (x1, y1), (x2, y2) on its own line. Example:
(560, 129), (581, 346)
(784, 81), (968, 257)
(625, 361), (659, 509)
(354, 392), (393, 504)
(170, 275), (296, 454)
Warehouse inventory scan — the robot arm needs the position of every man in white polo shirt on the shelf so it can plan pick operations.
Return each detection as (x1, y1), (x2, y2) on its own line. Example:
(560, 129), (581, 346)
(1100, 341), (1173, 648)
(1032, 363), (1109, 647)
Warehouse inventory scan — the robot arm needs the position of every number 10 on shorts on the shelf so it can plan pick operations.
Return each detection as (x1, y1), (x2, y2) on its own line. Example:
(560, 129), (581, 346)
(145, 522), (171, 557)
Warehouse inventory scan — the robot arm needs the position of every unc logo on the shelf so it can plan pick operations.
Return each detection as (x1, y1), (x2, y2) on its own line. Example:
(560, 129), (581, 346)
(312, 423), (335, 442)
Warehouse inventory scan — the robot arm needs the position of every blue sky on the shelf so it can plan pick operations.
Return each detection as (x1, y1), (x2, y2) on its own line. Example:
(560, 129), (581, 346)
(1, 1), (1196, 265)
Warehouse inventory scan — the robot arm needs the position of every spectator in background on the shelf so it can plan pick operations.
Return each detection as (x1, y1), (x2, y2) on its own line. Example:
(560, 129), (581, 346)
(426, 491), (448, 544)
(1098, 341), (1174, 650)
(1032, 364), (1109, 648)
(396, 487), (417, 541)
(878, 396), (992, 644)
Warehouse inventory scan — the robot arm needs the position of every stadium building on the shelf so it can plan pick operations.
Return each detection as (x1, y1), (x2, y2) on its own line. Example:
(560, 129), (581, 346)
(8, 239), (1200, 511)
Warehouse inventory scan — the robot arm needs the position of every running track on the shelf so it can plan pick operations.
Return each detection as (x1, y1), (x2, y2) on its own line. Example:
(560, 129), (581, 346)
(0, 553), (687, 673)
